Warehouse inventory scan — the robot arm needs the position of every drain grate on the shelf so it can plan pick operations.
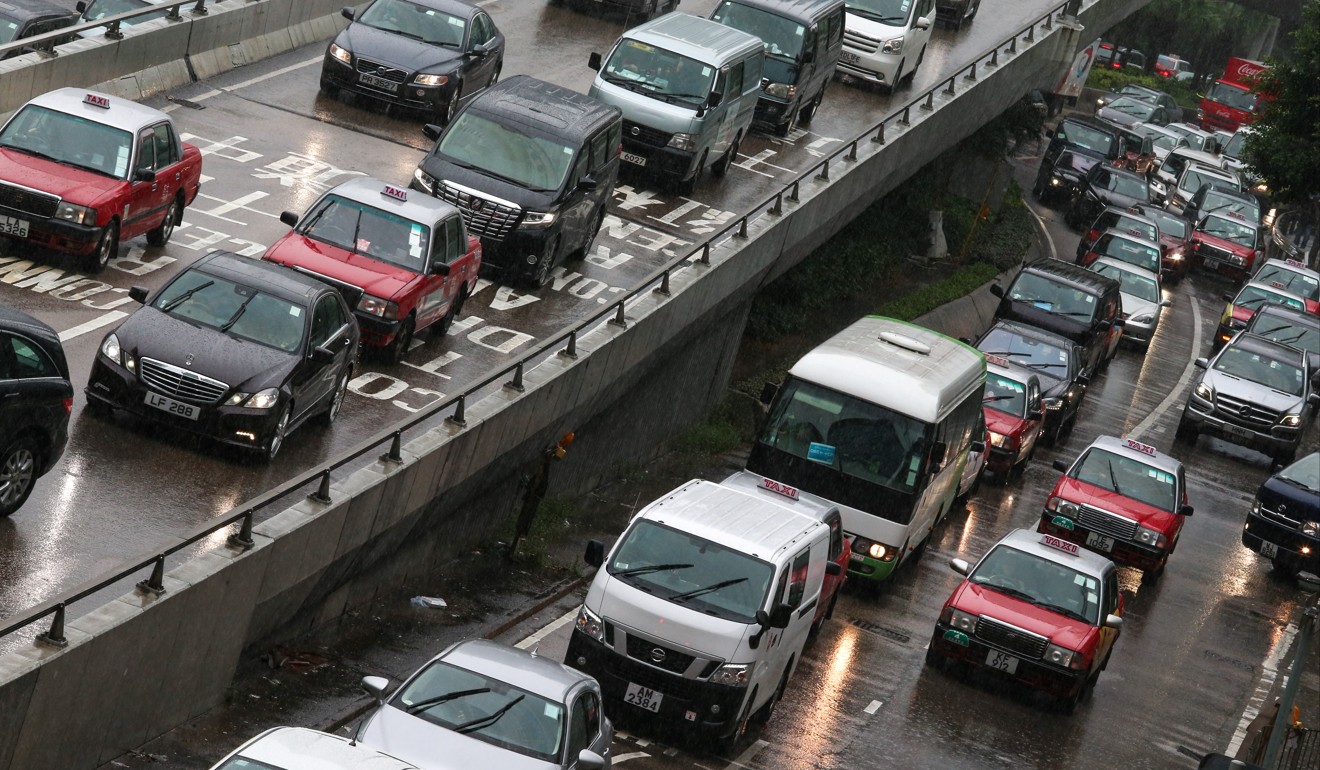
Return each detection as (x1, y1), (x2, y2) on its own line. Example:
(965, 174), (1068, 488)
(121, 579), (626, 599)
(850, 618), (911, 644)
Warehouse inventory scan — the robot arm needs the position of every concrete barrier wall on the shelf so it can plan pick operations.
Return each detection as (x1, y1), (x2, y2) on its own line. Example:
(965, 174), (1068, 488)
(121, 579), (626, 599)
(0, 0), (1151, 766)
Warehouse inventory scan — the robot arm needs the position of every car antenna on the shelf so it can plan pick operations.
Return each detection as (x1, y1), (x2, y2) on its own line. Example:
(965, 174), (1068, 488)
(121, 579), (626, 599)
(530, 644), (539, 658)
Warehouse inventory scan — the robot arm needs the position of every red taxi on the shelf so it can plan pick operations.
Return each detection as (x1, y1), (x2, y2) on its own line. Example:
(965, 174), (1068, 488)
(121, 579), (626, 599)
(927, 528), (1124, 713)
(263, 178), (481, 364)
(1038, 436), (1193, 577)
(1213, 280), (1308, 352)
(1252, 258), (1320, 316)
(982, 355), (1045, 481)
(1192, 211), (1262, 281)
(0, 88), (203, 273)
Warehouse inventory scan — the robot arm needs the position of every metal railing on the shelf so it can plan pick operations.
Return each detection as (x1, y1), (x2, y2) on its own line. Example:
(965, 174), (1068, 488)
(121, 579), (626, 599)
(0, 1), (225, 59)
(0, 0), (1078, 646)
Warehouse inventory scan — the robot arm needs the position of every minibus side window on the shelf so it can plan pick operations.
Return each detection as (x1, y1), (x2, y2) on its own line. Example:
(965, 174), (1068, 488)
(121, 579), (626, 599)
(724, 62), (744, 99)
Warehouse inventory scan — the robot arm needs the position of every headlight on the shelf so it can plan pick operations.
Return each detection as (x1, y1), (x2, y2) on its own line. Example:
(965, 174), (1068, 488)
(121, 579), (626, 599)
(947, 608), (977, 633)
(100, 333), (122, 365)
(709, 662), (754, 686)
(1130, 312), (1154, 324)
(762, 81), (795, 100)
(412, 167), (436, 194)
(1135, 525), (1167, 548)
(520, 211), (557, 229)
(854, 537), (899, 562)
(1050, 176), (1062, 187)
(881, 35), (904, 54)
(1044, 643), (1083, 669)
(574, 605), (606, 643)
(328, 42), (351, 65)
(414, 73), (448, 86)
(1195, 382), (1213, 400)
(55, 201), (95, 225)
(1167, 249), (1184, 261)
(1303, 521), (1319, 536)
(1047, 497), (1080, 517)
(357, 295), (398, 320)
(667, 132), (698, 151)
(224, 388), (280, 409)
(1280, 413), (1302, 427)
(988, 431), (1008, 448)
(1043, 397), (1063, 411)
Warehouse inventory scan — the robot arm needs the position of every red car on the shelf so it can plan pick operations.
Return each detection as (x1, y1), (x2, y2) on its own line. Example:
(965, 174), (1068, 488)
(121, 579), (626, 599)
(927, 528), (1124, 713)
(1252, 258), (1320, 316)
(1192, 211), (1262, 282)
(1038, 436), (1193, 577)
(981, 355), (1044, 481)
(1129, 204), (1193, 283)
(263, 178), (481, 363)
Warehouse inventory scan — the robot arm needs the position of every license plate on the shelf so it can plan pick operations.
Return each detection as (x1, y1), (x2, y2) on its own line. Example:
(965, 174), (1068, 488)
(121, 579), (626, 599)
(985, 650), (1019, 674)
(0, 214), (29, 238)
(1222, 423), (1253, 440)
(1259, 541), (1279, 558)
(1086, 531), (1115, 552)
(623, 683), (662, 713)
(840, 50), (859, 65)
(849, 552), (865, 563)
(145, 391), (200, 421)
(358, 73), (399, 92)
(621, 151), (647, 167)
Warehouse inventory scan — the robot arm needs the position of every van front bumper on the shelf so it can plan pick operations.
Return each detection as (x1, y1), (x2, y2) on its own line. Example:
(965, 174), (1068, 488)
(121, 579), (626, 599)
(619, 137), (698, 182)
(837, 48), (899, 85)
(1242, 512), (1320, 573)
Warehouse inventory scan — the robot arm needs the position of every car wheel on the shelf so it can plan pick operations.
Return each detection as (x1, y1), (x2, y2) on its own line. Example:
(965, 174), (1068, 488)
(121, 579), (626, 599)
(147, 198), (180, 247)
(0, 437), (39, 518)
(1059, 680), (1089, 715)
(925, 639), (949, 671)
(712, 133), (741, 178)
(968, 0), (980, 20)
(678, 150), (707, 195)
(384, 315), (415, 365)
(87, 220), (118, 274)
(887, 60), (904, 94)
(441, 91), (459, 126)
(1174, 415), (1198, 444)
(319, 372), (349, 426)
(489, 63), (501, 89)
(84, 396), (113, 419)
(753, 665), (790, 724)
(529, 237), (560, 288)
(434, 289), (465, 336)
(261, 403), (291, 463)
(773, 113), (794, 137)
(1142, 555), (1167, 582)
(573, 209), (606, 261)
(799, 86), (825, 124)
(721, 692), (755, 755)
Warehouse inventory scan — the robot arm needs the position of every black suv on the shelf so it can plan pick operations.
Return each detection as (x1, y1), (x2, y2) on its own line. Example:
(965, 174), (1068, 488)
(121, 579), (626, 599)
(1034, 117), (1123, 205)
(0, 0), (77, 58)
(0, 303), (72, 517)
(1244, 302), (1319, 373)
(1242, 451), (1320, 579)
(974, 320), (1089, 444)
(412, 75), (623, 287)
(1064, 164), (1151, 230)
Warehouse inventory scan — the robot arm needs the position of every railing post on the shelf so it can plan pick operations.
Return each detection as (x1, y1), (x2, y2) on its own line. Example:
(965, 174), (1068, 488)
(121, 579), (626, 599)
(380, 431), (404, 463)
(228, 511), (255, 551)
(989, 48), (999, 67)
(191, 0), (208, 15)
(816, 159), (830, 181)
(167, 3), (183, 20)
(700, 242), (712, 264)
(36, 604), (68, 648)
(654, 269), (672, 296)
(105, 20), (124, 39)
(447, 395), (467, 428)
(965, 61), (978, 81)
(1043, 12), (1053, 29)
(308, 470), (332, 504)
(736, 217), (749, 238)
(505, 362), (526, 393)
(945, 77), (956, 96)
(1009, 36), (1018, 54)
(136, 555), (167, 597)
(898, 106), (911, 126)
(872, 121), (886, 145)
(770, 191), (784, 216)
(846, 141), (858, 162)
(1026, 24), (1035, 43)
(609, 302), (628, 328)
(560, 330), (578, 359)
(787, 180), (801, 202)
(920, 92), (934, 111)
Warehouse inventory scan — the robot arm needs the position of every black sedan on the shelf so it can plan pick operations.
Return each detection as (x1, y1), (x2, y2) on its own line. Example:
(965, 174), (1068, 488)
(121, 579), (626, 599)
(319, 0), (504, 125)
(86, 251), (359, 462)
(1032, 150), (1099, 206)
(1065, 164), (1151, 229)
(975, 320), (1089, 445)
(0, 303), (72, 517)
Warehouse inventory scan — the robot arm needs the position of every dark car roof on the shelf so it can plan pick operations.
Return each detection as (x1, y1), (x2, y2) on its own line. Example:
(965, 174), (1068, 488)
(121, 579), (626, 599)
(409, 0), (483, 17)
(1060, 115), (1121, 138)
(1251, 301), (1320, 328)
(1096, 165), (1148, 185)
(982, 318), (1078, 355)
(193, 251), (330, 305)
(717, 0), (844, 20)
(0, 301), (68, 377)
(1017, 258), (1121, 297)
(0, 0), (77, 20)
(470, 75), (620, 141)
(1226, 332), (1308, 365)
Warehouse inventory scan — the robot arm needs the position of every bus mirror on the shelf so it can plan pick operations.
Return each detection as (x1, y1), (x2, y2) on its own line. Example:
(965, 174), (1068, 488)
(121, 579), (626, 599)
(929, 441), (947, 467)
(759, 381), (779, 405)
(584, 539), (605, 568)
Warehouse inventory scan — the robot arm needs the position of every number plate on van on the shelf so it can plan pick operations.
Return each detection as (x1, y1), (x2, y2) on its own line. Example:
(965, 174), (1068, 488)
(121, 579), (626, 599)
(621, 151), (647, 167)
(624, 683), (662, 712)
(840, 51), (859, 65)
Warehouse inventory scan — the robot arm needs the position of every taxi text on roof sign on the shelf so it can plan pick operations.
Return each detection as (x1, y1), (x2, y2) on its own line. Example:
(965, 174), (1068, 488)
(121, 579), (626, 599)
(985, 354), (1010, 368)
(382, 184), (408, 202)
(1271, 281), (1286, 290)
(1124, 438), (1157, 456)
(1286, 259), (1305, 267)
(84, 93), (111, 109)
(1040, 533), (1080, 556)
(761, 477), (799, 501)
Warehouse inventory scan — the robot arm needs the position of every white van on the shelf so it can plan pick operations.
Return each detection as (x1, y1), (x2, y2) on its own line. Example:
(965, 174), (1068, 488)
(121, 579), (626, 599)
(837, 0), (935, 93)
(565, 479), (836, 751)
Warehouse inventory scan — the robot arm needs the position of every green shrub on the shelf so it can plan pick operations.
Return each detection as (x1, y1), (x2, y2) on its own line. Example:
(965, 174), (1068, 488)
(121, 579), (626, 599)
(872, 262), (1000, 321)
(676, 419), (742, 457)
(1086, 68), (1202, 110)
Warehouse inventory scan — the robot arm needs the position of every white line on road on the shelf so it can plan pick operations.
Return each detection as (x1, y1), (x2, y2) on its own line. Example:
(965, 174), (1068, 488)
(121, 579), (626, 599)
(1127, 285), (1204, 442)
(1227, 622), (1298, 756)
(612, 752), (651, 763)
(515, 607), (578, 650)
(723, 739), (768, 770)
(58, 311), (127, 342)
(864, 699), (884, 714)
(162, 58), (321, 112)
(1024, 198), (1058, 261)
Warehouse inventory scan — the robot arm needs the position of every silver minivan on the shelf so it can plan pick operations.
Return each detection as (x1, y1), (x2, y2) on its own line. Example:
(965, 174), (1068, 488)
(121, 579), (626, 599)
(589, 12), (765, 190)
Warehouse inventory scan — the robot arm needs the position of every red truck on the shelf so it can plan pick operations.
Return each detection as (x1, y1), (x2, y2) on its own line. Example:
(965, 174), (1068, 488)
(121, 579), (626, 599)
(0, 88), (203, 274)
(1198, 56), (1268, 133)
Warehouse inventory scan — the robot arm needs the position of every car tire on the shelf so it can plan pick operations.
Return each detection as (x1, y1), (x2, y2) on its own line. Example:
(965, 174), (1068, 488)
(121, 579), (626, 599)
(0, 437), (40, 518)
(319, 371), (349, 426)
(531, 237), (560, 288)
(489, 63), (501, 89)
(434, 289), (465, 336)
(721, 691), (755, 756)
(678, 150), (707, 195)
(753, 665), (790, 724)
(84, 396), (112, 419)
(712, 133), (741, 178)
(441, 91), (460, 126)
(887, 60), (904, 94)
(1059, 680), (1089, 715)
(799, 86), (825, 124)
(87, 220), (118, 275)
(147, 198), (180, 247)
(924, 640), (948, 671)
(384, 315), (415, 365)
(261, 403), (291, 463)
(1174, 414), (1198, 444)
(573, 209), (606, 262)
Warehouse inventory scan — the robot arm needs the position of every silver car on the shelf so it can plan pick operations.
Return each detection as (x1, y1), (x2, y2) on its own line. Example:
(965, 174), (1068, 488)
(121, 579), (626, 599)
(208, 726), (418, 770)
(358, 639), (612, 770)
(1089, 257), (1170, 352)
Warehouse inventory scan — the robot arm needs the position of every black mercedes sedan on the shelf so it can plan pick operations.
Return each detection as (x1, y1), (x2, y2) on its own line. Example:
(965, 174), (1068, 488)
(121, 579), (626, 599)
(85, 251), (359, 462)
(319, 0), (505, 126)
(1, 302), (72, 517)
(975, 320), (1090, 445)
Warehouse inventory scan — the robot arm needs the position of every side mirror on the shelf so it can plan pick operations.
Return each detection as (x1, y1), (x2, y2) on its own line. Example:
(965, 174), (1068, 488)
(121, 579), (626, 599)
(1076, 373), (1090, 386)
(584, 539), (605, 568)
(915, 15), (931, 29)
(76, 0), (87, 11)
(279, 211), (299, 228)
(1308, 393), (1320, 407)
(134, 168), (156, 183)
(950, 558), (970, 576)
(361, 675), (389, 703)
(431, 260), (451, 276)
(826, 561), (843, 576)
(577, 750), (607, 770)
(800, 49), (815, 64)
(577, 175), (598, 192)
(588, 51), (602, 71)
(759, 381), (779, 405)
(468, 42), (489, 58)
(928, 441), (947, 468)
(129, 285), (149, 304)
(422, 124), (443, 142)
(310, 345), (335, 364)
(969, 440), (986, 454)
(341, 6), (355, 21)
(1044, 128), (1056, 138)
(707, 90), (724, 109)
(1104, 614), (1124, 630)
(768, 602), (793, 628)
(989, 284), (1004, 298)
(1052, 459), (1069, 472)
(1160, 299), (1172, 308)
(1194, 357), (1208, 369)
(1179, 504), (1194, 516)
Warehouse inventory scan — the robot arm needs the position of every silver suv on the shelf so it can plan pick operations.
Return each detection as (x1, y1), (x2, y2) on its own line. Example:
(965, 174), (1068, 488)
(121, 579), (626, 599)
(1177, 332), (1319, 466)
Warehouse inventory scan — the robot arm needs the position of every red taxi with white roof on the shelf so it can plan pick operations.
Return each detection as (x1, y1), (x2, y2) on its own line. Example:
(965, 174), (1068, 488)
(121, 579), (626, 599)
(1192, 210), (1262, 281)
(263, 178), (481, 364)
(0, 88), (203, 273)
(1213, 280), (1308, 352)
(1038, 436), (1193, 577)
(981, 355), (1045, 481)
(1252, 258), (1320, 316)
(927, 528), (1124, 713)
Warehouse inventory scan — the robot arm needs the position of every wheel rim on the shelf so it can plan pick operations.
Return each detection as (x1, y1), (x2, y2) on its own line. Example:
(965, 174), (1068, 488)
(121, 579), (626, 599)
(0, 446), (35, 508)
(490, 66), (501, 87)
(267, 408), (289, 459)
(160, 202), (177, 243)
(393, 321), (414, 360)
(444, 96), (457, 124)
(96, 226), (116, 269)
(327, 376), (347, 422)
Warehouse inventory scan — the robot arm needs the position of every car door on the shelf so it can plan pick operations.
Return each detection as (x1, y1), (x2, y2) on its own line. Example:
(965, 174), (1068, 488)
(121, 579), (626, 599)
(125, 128), (163, 238)
(296, 293), (351, 419)
(148, 121), (184, 228)
(462, 11), (502, 97)
(0, 331), (67, 453)
(561, 148), (595, 257)
(1023, 377), (1043, 456)
(564, 688), (609, 768)
(417, 216), (469, 330)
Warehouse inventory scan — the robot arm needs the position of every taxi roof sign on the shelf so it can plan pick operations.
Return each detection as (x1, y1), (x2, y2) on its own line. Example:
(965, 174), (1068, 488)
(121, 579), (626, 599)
(760, 476), (799, 500)
(1040, 534), (1080, 556)
(382, 184), (408, 202)
(985, 354), (1011, 368)
(1271, 281), (1286, 289)
(84, 93), (111, 109)
(1285, 259), (1305, 268)
(1124, 438), (1157, 456)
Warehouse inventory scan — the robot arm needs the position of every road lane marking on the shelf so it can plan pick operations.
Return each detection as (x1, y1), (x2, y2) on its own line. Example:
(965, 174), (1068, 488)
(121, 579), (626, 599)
(1024, 197), (1058, 261)
(864, 699), (883, 714)
(612, 752), (650, 763)
(58, 311), (127, 342)
(1227, 622), (1298, 756)
(724, 739), (768, 770)
(515, 607), (577, 650)
(1127, 285), (1203, 442)
(162, 59), (320, 112)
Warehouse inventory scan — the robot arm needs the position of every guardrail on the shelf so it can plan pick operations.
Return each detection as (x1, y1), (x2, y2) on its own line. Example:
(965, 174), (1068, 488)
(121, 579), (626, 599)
(0, 0), (214, 59)
(0, 0), (1078, 647)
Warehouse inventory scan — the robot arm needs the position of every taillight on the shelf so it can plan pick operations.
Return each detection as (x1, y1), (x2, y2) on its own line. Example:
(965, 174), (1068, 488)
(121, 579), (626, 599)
(63, 397), (73, 415)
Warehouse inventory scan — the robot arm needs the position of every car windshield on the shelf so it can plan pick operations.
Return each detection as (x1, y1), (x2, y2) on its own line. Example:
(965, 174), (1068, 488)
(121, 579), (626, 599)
(1056, 151), (1090, 174)
(712, 1), (804, 59)
(299, 194), (430, 271)
(0, 104), (133, 179)
(1213, 345), (1305, 396)
(978, 327), (1071, 383)
(359, 0), (467, 47)
(1057, 122), (1119, 157)
(1277, 453), (1320, 491)
(1110, 215), (1158, 243)
(984, 373), (1027, 418)
(970, 545), (1101, 625)
(1207, 80), (1260, 112)
(1141, 208), (1188, 239)
(844, 0), (913, 25)
(1165, 125), (1208, 150)
(1234, 286), (1305, 313)
(1094, 263), (1159, 303)
(602, 39), (716, 108)
(437, 111), (575, 192)
(81, 0), (161, 24)
(608, 519), (774, 624)
(1071, 447), (1177, 511)
(391, 660), (564, 762)
(1106, 98), (1154, 119)
(1007, 272), (1099, 323)
(1255, 266), (1319, 301)
(1223, 131), (1247, 158)
(0, 14), (20, 45)
(1096, 234), (1160, 273)
(1202, 191), (1260, 221)
(1200, 215), (1256, 248)
(1100, 170), (1149, 200)
(153, 270), (307, 353)
(1182, 169), (1235, 195)
(760, 378), (931, 495)
(1250, 316), (1319, 355)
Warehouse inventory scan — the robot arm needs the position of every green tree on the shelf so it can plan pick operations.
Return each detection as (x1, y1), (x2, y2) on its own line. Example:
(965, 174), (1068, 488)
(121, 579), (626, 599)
(1244, 3), (1320, 207)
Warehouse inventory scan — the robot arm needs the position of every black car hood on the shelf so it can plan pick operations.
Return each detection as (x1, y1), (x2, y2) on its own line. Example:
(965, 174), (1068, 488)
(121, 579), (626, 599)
(116, 308), (298, 394)
(1258, 475), (1320, 524)
(420, 155), (560, 211)
(339, 22), (464, 75)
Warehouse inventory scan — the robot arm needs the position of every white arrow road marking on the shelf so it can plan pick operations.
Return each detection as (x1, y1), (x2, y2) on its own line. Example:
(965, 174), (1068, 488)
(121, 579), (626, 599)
(58, 311), (127, 342)
(515, 607), (578, 650)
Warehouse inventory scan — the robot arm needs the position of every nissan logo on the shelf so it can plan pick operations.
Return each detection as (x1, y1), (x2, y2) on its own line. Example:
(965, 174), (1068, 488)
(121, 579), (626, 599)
(649, 647), (666, 663)
(630, 126), (640, 136)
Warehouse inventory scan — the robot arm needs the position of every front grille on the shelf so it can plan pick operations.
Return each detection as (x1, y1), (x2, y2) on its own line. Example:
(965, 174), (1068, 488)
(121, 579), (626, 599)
(1076, 504), (1139, 541)
(974, 617), (1048, 659)
(433, 182), (520, 242)
(139, 358), (228, 405)
(1198, 243), (1237, 264)
(622, 120), (671, 148)
(1260, 503), (1303, 528)
(355, 58), (408, 83)
(843, 31), (879, 54)
(602, 654), (707, 701)
(0, 182), (59, 219)
(1214, 392), (1279, 428)
(624, 634), (695, 675)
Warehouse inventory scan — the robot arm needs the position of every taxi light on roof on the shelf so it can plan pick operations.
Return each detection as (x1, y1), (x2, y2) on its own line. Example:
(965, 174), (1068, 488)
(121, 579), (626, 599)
(1271, 281), (1285, 289)
(1040, 534), (1080, 556)
(84, 93), (111, 109)
(1124, 438), (1157, 456)
(382, 184), (408, 202)
(760, 477), (799, 501)
(985, 354), (1010, 368)
(1285, 259), (1304, 267)
(879, 331), (931, 356)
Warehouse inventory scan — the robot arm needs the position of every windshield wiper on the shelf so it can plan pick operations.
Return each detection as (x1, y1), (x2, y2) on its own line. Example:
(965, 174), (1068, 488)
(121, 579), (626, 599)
(669, 577), (748, 603)
(219, 292), (258, 333)
(454, 695), (524, 734)
(161, 280), (214, 313)
(1106, 458), (1123, 497)
(614, 562), (693, 577)
(975, 579), (1036, 604)
(404, 687), (490, 714)
(1032, 600), (1091, 624)
(846, 6), (904, 23)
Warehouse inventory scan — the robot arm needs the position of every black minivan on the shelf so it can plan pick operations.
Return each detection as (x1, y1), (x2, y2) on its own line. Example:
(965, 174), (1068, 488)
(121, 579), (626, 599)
(708, 0), (845, 136)
(0, 302), (72, 517)
(990, 259), (1125, 379)
(411, 76), (623, 288)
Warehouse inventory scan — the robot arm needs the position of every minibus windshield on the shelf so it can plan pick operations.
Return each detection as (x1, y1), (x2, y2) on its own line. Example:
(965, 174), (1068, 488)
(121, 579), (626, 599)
(602, 40), (716, 108)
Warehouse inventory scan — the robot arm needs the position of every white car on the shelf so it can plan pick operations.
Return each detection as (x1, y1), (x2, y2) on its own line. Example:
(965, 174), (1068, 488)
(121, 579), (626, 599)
(1163, 122), (1220, 154)
(838, 0), (935, 93)
(1088, 257), (1170, 352)
(1131, 123), (1190, 163)
(209, 726), (418, 770)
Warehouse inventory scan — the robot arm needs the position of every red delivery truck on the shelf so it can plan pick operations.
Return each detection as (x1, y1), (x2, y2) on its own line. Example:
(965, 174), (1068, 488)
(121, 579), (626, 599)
(1198, 56), (1268, 133)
